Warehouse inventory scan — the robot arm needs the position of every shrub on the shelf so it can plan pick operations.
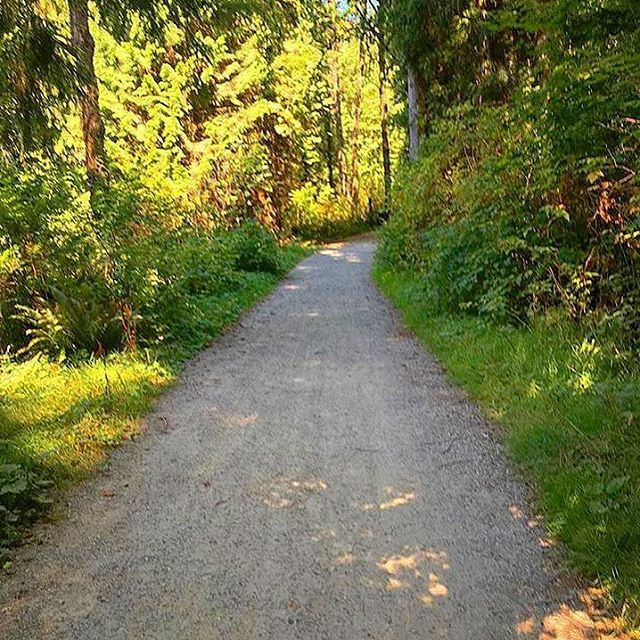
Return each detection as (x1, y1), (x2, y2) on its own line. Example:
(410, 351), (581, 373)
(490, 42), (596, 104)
(378, 86), (639, 339)
(0, 165), (295, 359)
(231, 221), (284, 275)
(0, 463), (52, 556)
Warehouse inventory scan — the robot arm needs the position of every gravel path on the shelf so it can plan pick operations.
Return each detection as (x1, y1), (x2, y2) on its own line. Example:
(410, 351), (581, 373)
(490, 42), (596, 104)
(1, 239), (576, 639)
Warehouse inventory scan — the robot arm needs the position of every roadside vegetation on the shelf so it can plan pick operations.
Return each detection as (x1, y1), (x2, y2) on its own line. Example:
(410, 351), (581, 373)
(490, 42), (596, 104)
(375, 0), (639, 627)
(0, 0), (400, 561)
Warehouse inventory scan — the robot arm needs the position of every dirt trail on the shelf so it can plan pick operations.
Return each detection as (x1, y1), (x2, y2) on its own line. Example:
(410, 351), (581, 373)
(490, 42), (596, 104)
(2, 239), (585, 639)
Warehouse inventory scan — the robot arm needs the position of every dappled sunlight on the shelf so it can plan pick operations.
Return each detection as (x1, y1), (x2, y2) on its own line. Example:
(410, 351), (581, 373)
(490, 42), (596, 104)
(1, 355), (170, 476)
(319, 245), (367, 266)
(336, 552), (356, 566)
(262, 474), (327, 510)
(310, 516), (452, 610)
(223, 413), (258, 428)
(509, 504), (526, 520)
(509, 503), (556, 552)
(320, 246), (345, 259)
(426, 573), (448, 597)
(509, 504), (544, 530)
(362, 486), (416, 511)
(539, 607), (595, 639)
(386, 577), (406, 591)
(377, 546), (450, 608)
(514, 587), (631, 639)
(312, 528), (337, 542)
(526, 381), (542, 399)
(517, 616), (536, 635)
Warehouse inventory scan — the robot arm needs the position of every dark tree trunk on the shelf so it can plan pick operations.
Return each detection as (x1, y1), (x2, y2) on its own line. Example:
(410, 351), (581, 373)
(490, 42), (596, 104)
(68, 0), (107, 188)
(330, 0), (347, 196)
(407, 63), (420, 161)
(377, 1), (392, 209)
(349, 25), (365, 210)
(325, 113), (335, 189)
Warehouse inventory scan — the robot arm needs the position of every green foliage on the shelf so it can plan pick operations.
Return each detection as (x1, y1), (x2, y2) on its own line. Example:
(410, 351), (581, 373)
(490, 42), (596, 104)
(232, 221), (284, 274)
(378, 0), (640, 337)
(374, 266), (640, 624)
(288, 183), (375, 239)
(0, 351), (169, 557)
(0, 1), (76, 158)
(0, 163), (307, 359)
(0, 463), (52, 556)
(92, 10), (401, 232)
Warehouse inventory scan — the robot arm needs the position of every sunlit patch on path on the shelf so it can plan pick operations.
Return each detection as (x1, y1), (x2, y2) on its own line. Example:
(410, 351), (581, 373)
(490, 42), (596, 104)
(362, 486), (416, 511)
(514, 587), (631, 639)
(261, 475), (327, 510)
(376, 547), (450, 607)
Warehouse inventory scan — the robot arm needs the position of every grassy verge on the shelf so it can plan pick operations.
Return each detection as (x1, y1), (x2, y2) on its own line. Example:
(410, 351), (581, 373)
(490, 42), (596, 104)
(373, 265), (640, 627)
(0, 242), (309, 562)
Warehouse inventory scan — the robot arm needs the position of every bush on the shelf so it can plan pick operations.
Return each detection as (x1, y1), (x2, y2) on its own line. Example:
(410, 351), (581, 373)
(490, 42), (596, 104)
(0, 164), (300, 359)
(378, 86), (639, 339)
(0, 463), (52, 555)
(231, 221), (284, 275)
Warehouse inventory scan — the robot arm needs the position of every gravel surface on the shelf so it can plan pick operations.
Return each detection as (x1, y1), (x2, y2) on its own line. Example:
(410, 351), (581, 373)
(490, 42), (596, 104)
(1, 239), (575, 639)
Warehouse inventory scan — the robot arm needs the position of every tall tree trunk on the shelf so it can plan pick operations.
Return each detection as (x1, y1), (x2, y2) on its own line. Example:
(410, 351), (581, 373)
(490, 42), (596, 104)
(407, 63), (420, 162)
(349, 23), (366, 210)
(68, 0), (107, 188)
(377, 0), (392, 210)
(330, 1), (347, 196)
(407, 61), (427, 162)
(325, 112), (335, 189)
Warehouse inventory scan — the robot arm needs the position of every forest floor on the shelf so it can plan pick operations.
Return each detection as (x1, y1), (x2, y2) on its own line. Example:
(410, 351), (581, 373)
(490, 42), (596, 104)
(0, 238), (616, 639)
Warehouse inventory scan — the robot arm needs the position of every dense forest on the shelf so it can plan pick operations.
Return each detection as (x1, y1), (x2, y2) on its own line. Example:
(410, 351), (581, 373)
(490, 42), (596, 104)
(380, 0), (639, 335)
(1, 0), (639, 630)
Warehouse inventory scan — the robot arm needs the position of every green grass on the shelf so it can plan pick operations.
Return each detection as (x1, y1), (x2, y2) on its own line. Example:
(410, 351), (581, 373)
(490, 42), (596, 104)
(373, 264), (640, 626)
(0, 242), (309, 560)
